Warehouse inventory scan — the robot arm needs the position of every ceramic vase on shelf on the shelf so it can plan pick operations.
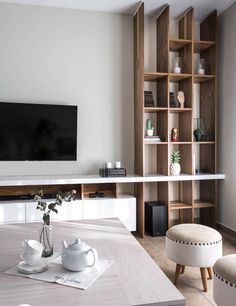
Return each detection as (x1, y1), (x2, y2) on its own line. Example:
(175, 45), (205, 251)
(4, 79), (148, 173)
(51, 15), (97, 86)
(39, 224), (53, 257)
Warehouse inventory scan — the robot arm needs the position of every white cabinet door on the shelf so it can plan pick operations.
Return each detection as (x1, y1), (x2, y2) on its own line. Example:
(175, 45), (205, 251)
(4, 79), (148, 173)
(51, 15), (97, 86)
(0, 202), (25, 224)
(51, 200), (83, 221)
(83, 196), (136, 231)
(26, 200), (83, 222)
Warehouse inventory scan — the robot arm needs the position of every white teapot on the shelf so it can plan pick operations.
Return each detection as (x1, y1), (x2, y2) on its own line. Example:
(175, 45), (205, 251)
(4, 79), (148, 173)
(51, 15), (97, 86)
(61, 238), (97, 272)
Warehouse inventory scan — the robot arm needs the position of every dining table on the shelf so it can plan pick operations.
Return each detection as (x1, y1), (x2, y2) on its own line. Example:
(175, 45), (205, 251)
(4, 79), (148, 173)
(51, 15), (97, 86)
(0, 218), (185, 306)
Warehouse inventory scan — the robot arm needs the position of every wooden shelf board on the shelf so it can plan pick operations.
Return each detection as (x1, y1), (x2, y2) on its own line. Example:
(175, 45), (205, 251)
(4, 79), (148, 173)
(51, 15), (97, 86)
(144, 107), (168, 113)
(169, 108), (192, 113)
(144, 72), (167, 81)
(194, 200), (215, 208)
(194, 75), (215, 83)
(170, 201), (192, 210)
(194, 41), (215, 53)
(169, 73), (192, 82)
(169, 142), (192, 145)
(193, 141), (215, 144)
(144, 141), (168, 145)
(169, 39), (192, 51)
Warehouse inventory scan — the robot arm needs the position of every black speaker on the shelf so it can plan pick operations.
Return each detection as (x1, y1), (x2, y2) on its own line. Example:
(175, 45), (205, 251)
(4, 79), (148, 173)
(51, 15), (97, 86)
(145, 201), (167, 236)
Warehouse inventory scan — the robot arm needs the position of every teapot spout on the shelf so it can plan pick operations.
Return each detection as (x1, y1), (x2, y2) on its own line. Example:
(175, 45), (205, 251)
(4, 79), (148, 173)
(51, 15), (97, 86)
(61, 240), (68, 251)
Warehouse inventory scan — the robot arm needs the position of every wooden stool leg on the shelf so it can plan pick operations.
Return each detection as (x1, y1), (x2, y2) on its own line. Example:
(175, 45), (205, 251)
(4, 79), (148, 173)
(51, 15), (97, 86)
(207, 267), (213, 279)
(181, 265), (185, 274)
(200, 267), (208, 292)
(174, 264), (182, 285)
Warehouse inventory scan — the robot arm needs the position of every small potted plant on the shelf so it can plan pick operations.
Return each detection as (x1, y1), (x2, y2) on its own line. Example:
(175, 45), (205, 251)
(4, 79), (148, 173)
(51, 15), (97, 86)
(194, 128), (205, 141)
(33, 189), (77, 257)
(146, 119), (155, 136)
(170, 151), (181, 175)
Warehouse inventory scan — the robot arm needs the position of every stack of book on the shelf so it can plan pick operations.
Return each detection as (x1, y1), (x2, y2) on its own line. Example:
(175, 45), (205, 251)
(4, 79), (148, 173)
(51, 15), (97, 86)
(144, 136), (162, 142)
(99, 168), (126, 177)
(144, 91), (154, 107)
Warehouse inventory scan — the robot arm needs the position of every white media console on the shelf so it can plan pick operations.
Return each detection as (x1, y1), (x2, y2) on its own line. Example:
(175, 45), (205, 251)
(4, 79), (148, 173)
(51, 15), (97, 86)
(0, 173), (225, 234)
(0, 196), (136, 231)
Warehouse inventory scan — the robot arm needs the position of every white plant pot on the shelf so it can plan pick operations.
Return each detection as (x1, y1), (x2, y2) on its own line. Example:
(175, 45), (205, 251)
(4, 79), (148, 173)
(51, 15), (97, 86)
(170, 163), (181, 175)
(147, 129), (154, 136)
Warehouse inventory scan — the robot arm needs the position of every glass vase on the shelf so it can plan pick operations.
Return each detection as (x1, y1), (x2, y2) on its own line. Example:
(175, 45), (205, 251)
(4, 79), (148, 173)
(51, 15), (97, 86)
(39, 224), (53, 257)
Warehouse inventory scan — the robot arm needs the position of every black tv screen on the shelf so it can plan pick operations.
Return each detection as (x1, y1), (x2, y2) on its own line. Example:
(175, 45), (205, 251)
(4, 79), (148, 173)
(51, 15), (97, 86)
(0, 102), (77, 161)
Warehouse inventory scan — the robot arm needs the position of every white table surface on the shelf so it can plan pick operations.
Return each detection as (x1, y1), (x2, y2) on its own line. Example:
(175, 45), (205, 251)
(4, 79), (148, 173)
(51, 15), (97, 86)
(0, 218), (185, 306)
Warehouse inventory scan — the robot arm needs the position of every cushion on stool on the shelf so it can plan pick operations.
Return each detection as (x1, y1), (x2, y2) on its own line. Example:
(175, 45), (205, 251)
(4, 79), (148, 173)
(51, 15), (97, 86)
(213, 254), (236, 285)
(213, 254), (236, 306)
(167, 223), (222, 245)
(166, 223), (222, 267)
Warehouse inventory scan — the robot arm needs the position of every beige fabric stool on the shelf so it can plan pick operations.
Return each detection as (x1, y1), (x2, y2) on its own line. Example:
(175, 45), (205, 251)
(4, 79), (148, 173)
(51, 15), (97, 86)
(213, 254), (236, 306)
(166, 223), (222, 292)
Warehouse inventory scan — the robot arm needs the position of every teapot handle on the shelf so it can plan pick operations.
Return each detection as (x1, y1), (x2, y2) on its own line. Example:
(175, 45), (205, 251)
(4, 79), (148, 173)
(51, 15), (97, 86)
(86, 248), (96, 267)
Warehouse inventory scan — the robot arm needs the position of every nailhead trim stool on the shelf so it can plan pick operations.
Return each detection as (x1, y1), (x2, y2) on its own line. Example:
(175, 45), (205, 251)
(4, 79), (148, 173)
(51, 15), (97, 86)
(213, 254), (236, 306)
(166, 223), (222, 292)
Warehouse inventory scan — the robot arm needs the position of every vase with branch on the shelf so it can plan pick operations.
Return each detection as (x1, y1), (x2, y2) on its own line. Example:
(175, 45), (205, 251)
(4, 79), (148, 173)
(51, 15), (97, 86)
(33, 189), (77, 257)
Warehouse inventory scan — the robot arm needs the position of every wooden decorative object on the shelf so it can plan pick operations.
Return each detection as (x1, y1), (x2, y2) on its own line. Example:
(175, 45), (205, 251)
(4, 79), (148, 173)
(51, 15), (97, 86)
(177, 91), (185, 108)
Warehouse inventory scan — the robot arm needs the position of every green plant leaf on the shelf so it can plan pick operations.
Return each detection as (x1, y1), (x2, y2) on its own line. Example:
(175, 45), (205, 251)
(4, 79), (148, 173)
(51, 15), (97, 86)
(43, 214), (50, 226)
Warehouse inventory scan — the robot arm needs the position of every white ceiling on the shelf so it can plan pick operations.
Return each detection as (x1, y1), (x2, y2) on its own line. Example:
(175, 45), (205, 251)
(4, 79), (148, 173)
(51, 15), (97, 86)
(0, 0), (235, 20)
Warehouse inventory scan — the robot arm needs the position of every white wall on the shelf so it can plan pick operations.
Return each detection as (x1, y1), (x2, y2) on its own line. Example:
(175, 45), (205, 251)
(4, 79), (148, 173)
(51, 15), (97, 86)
(218, 2), (236, 231)
(0, 3), (134, 175)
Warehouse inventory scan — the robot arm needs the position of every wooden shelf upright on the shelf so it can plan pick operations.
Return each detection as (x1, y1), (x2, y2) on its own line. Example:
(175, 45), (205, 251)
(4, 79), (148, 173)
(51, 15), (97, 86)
(134, 4), (217, 237)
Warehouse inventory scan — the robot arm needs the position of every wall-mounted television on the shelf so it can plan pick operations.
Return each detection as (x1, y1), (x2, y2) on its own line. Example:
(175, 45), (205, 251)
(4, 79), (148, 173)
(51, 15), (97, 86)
(0, 102), (77, 161)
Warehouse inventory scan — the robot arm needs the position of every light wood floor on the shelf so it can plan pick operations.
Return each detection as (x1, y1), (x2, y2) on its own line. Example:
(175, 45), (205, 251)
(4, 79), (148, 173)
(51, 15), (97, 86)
(135, 232), (236, 306)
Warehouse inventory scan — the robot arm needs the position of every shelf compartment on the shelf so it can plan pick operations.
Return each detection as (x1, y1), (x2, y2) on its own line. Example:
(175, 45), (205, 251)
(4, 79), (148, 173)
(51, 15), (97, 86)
(170, 201), (192, 210)
(169, 39), (192, 52)
(144, 74), (168, 107)
(169, 111), (192, 143)
(194, 75), (215, 83)
(194, 41), (215, 53)
(169, 73), (192, 82)
(169, 108), (192, 113)
(144, 107), (168, 113)
(194, 200), (215, 208)
(145, 144), (168, 176)
(144, 72), (168, 82)
(81, 183), (117, 199)
(194, 207), (216, 227)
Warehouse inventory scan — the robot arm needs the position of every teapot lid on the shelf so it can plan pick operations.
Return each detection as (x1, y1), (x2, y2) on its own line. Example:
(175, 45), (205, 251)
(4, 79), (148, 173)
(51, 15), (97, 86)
(68, 238), (86, 250)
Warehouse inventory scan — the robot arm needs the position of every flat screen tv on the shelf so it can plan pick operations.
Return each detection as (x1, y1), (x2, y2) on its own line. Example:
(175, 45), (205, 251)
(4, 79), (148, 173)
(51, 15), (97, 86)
(0, 102), (77, 161)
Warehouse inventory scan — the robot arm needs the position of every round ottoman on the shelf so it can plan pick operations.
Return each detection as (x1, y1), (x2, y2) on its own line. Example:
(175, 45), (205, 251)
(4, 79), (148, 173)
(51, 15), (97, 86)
(166, 223), (222, 292)
(213, 254), (236, 306)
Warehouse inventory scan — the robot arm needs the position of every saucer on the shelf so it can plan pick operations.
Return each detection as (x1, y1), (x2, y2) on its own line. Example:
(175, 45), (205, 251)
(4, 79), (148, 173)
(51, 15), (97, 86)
(17, 260), (48, 274)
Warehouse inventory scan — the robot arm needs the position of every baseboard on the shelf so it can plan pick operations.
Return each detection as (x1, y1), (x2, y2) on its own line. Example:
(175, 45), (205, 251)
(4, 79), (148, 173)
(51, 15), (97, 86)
(217, 222), (236, 239)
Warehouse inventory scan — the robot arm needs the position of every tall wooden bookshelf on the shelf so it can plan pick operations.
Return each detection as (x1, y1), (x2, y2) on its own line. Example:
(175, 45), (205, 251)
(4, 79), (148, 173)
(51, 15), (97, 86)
(134, 3), (217, 237)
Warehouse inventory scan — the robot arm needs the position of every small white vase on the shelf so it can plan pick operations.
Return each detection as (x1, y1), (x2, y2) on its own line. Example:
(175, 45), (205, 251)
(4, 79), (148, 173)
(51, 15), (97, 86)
(147, 129), (154, 136)
(170, 163), (181, 175)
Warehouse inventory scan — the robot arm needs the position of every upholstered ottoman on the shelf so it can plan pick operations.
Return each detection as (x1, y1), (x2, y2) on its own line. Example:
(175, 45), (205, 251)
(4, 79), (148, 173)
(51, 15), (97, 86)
(213, 254), (236, 306)
(166, 223), (222, 292)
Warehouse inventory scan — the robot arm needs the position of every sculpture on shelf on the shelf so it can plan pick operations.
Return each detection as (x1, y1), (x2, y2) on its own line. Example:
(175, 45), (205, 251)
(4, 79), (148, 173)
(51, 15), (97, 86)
(171, 127), (178, 142)
(177, 91), (185, 108)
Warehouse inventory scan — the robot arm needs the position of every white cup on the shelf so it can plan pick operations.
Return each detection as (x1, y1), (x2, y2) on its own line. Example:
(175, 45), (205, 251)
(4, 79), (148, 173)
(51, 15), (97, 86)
(22, 239), (43, 255)
(21, 252), (42, 266)
(106, 162), (112, 169)
(115, 161), (121, 168)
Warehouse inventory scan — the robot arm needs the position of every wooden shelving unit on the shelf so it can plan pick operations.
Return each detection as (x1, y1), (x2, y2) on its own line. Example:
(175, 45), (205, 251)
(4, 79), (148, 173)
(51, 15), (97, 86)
(134, 3), (217, 237)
